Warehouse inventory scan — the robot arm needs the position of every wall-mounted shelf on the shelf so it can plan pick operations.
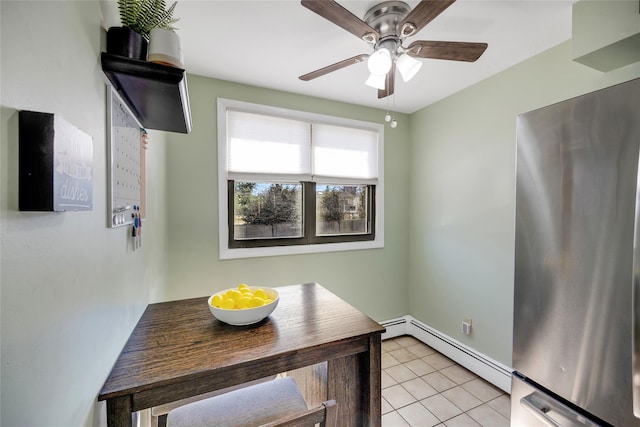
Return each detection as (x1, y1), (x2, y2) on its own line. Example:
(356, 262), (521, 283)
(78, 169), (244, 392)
(101, 53), (192, 134)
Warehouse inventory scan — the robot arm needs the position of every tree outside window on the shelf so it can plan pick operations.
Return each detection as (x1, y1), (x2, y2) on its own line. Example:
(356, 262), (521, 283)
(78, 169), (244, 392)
(234, 182), (302, 239)
(317, 185), (368, 235)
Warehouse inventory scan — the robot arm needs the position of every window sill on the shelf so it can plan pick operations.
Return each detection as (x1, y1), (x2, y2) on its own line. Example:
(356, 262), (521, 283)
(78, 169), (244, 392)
(219, 238), (384, 260)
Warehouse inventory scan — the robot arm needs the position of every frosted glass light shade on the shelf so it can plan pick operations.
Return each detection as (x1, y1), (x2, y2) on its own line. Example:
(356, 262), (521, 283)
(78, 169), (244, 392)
(396, 54), (422, 82)
(365, 73), (386, 90)
(367, 48), (392, 75)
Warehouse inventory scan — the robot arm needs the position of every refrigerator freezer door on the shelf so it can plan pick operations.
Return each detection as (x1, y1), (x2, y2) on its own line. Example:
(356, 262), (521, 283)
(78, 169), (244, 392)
(514, 78), (640, 427)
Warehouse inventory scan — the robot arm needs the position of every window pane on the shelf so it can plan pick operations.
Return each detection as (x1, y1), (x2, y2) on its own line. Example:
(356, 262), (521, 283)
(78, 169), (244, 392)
(316, 185), (369, 236)
(233, 182), (303, 240)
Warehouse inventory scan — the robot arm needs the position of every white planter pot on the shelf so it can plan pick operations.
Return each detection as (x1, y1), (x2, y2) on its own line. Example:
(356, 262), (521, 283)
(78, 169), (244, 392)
(148, 28), (184, 68)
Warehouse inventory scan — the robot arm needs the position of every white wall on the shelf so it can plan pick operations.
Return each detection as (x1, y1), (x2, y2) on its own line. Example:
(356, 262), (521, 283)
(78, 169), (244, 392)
(0, 2), (169, 425)
(408, 40), (640, 366)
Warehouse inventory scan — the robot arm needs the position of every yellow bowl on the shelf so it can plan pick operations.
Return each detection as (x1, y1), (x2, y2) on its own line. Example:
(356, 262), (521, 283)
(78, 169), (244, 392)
(208, 287), (279, 326)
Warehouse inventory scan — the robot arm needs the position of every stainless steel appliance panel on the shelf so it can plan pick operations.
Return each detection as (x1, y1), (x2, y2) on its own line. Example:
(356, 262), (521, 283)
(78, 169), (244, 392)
(513, 78), (640, 427)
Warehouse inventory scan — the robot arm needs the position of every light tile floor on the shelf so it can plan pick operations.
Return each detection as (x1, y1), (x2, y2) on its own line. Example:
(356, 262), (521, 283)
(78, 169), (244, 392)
(382, 336), (510, 427)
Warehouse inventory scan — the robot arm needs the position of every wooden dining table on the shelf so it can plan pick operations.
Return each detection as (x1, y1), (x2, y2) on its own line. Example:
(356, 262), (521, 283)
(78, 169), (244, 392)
(98, 282), (385, 426)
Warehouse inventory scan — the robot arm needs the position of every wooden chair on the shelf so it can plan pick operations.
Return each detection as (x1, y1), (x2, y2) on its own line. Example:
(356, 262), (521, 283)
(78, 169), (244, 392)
(164, 377), (337, 427)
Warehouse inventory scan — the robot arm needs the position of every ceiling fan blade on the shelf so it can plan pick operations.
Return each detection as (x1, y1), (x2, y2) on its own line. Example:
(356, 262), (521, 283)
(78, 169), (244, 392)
(301, 0), (379, 43)
(378, 67), (395, 99)
(406, 40), (488, 62)
(398, 0), (456, 37)
(299, 54), (368, 81)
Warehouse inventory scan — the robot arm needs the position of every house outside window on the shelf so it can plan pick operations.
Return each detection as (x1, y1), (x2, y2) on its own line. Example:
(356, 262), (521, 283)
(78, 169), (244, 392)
(217, 98), (384, 259)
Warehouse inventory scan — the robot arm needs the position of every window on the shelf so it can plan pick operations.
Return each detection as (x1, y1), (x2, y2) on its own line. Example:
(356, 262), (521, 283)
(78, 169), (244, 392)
(218, 99), (384, 259)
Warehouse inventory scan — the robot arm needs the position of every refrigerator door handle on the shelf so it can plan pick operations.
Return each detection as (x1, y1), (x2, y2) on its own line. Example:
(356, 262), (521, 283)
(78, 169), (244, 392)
(633, 148), (640, 419)
(521, 392), (600, 427)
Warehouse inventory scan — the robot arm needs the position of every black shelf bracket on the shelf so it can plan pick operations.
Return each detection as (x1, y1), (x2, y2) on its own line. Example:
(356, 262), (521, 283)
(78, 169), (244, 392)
(101, 53), (192, 134)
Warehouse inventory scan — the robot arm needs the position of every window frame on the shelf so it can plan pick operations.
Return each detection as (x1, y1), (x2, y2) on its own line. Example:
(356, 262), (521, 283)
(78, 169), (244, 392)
(228, 181), (376, 249)
(217, 98), (384, 260)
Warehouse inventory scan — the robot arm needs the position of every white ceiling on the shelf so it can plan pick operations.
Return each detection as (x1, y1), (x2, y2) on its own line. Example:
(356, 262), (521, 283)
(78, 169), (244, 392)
(162, 1), (575, 114)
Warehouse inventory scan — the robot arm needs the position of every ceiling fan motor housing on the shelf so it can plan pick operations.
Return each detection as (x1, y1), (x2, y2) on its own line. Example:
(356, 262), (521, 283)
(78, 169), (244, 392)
(364, 1), (411, 55)
(364, 1), (410, 37)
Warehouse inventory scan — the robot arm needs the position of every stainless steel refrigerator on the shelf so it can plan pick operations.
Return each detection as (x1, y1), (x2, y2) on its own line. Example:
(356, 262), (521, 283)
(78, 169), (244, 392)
(512, 77), (640, 427)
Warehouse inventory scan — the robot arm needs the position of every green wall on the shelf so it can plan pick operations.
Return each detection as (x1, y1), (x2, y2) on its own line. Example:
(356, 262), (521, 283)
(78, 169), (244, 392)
(162, 75), (411, 321)
(408, 40), (640, 366)
(3, 1), (640, 425)
(1, 1), (170, 426)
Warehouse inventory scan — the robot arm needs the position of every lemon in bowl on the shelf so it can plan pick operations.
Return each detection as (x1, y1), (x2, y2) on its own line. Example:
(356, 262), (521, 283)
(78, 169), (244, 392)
(208, 284), (279, 326)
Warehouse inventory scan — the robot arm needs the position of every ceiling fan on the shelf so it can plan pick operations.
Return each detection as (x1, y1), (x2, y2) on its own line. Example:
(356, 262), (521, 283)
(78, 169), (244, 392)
(298, 0), (488, 99)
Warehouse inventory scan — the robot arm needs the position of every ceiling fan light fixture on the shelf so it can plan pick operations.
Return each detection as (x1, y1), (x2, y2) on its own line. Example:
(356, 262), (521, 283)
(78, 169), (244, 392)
(396, 53), (422, 82)
(365, 73), (386, 90)
(299, 0), (488, 101)
(367, 48), (392, 75)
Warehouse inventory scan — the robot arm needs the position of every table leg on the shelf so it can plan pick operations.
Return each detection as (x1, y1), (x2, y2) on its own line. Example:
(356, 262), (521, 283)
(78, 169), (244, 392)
(327, 335), (382, 427)
(364, 334), (382, 427)
(107, 395), (133, 427)
(327, 354), (360, 426)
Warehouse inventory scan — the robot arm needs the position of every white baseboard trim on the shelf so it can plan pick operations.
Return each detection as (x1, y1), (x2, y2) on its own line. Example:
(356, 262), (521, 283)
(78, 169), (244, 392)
(380, 315), (512, 394)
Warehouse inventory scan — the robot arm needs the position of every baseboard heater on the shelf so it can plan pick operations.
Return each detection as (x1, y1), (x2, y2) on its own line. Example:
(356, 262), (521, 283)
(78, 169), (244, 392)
(380, 315), (512, 393)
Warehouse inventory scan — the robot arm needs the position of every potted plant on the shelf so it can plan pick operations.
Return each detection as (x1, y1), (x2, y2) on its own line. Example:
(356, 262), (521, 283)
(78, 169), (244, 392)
(147, 26), (184, 68)
(147, 7), (183, 68)
(107, 0), (178, 61)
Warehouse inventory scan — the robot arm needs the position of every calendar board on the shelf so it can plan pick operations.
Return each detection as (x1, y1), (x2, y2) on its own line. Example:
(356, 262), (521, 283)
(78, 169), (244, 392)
(107, 86), (146, 227)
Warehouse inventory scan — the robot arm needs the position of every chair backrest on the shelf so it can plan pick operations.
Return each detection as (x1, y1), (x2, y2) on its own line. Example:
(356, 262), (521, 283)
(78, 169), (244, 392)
(152, 376), (277, 418)
(260, 400), (337, 427)
(165, 377), (338, 427)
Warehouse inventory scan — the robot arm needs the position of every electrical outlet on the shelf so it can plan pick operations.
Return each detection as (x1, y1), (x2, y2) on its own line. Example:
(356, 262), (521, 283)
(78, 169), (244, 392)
(462, 318), (472, 335)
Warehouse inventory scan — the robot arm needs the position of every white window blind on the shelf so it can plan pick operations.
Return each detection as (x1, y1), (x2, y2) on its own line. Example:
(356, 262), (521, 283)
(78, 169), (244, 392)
(226, 110), (378, 184)
(227, 110), (311, 182)
(312, 123), (378, 184)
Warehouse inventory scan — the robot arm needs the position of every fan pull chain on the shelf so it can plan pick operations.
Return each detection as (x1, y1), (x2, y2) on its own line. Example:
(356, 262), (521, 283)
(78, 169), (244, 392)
(384, 92), (398, 128)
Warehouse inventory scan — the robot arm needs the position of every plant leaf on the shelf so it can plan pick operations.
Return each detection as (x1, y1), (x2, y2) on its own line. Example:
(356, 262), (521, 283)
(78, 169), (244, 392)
(116, 0), (178, 37)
